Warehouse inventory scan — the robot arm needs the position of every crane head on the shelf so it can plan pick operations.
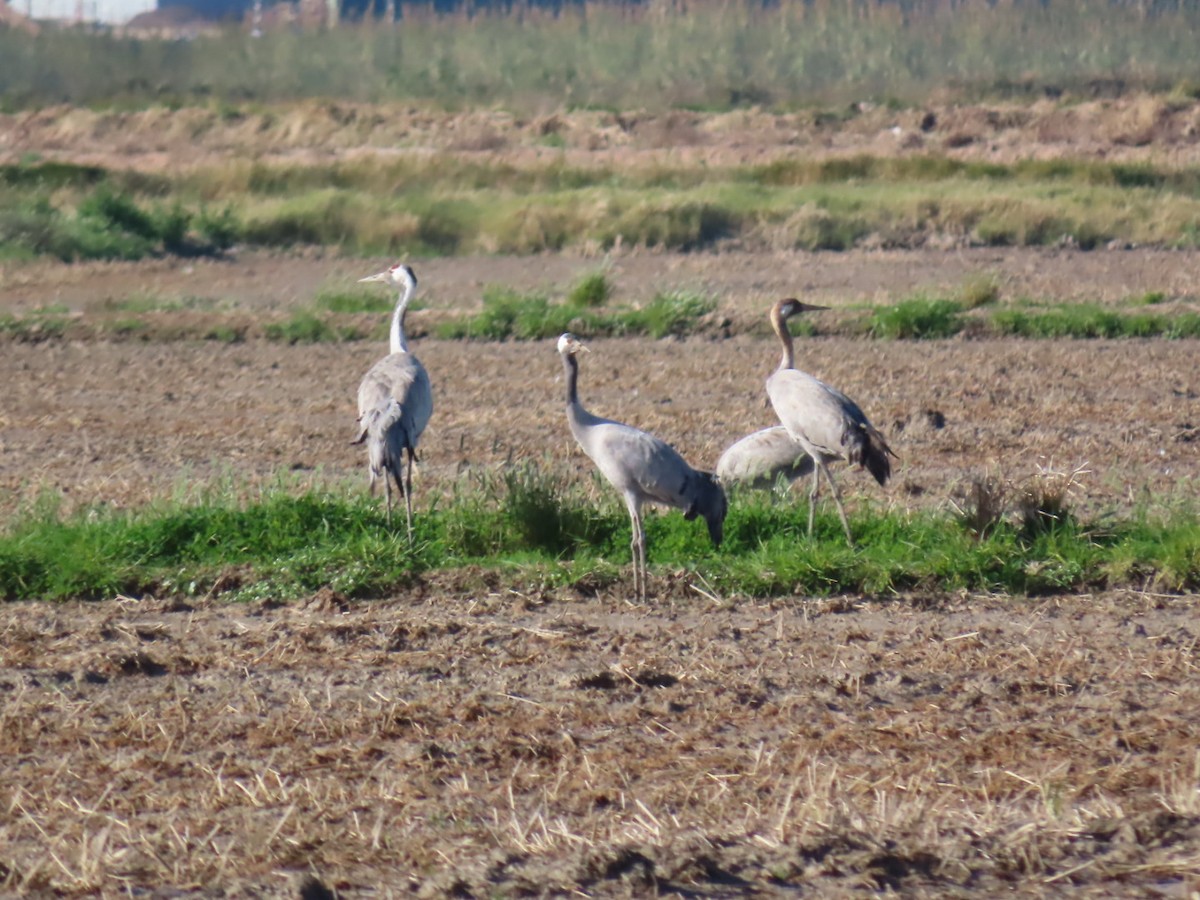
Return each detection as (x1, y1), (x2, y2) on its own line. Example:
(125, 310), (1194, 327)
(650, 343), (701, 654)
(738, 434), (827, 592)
(557, 333), (588, 356)
(359, 263), (418, 289)
(774, 297), (829, 320)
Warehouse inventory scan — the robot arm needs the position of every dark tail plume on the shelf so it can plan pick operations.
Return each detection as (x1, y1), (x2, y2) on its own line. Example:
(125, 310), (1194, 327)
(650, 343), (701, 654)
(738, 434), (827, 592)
(847, 423), (897, 486)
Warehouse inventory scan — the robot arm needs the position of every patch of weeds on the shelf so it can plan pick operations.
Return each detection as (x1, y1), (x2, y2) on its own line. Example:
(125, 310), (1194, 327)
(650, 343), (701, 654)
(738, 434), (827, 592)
(264, 311), (338, 344)
(957, 274), (1001, 308)
(991, 305), (1155, 339)
(1132, 291), (1167, 306)
(204, 324), (246, 343)
(0, 160), (107, 189)
(0, 312), (68, 342)
(194, 205), (240, 252)
(869, 297), (962, 339)
(1163, 313), (1200, 338)
(314, 289), (395, 314)
(605, 201), (737, 251)
(566, 271), (612, 308)
(436, 287), (585, 341)
(626, 290), (716, 338)
(1018, 462), (1089, 538)
(951, 473), (1010, 540)
(108, 318), (148, 338)
(788, 208), (871, 251)
(500, 462), (615, 555)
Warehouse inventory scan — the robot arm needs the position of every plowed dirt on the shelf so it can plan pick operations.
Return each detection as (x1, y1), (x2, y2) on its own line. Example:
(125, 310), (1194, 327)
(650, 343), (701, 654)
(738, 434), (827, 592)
(2, 244), (1200, 896)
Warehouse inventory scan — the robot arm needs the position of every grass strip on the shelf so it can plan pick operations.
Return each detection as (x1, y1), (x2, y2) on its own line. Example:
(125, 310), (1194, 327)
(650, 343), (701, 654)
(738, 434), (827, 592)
(5, 153), (1200, 261)
(2, 472), (1196, 602)
(9, 285), (1199, 345)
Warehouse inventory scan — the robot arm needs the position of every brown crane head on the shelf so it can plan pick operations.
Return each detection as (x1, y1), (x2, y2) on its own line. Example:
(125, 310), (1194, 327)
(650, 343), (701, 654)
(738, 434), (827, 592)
(772, 297), (829, 323)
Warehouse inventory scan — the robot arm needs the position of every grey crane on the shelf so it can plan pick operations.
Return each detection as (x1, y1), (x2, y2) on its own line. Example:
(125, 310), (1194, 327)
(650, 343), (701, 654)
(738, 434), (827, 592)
(716, 425), (814, 490)
(353, 263), (432, 538)
(765, 298), (895, 544)
(557, 333), (726, 601)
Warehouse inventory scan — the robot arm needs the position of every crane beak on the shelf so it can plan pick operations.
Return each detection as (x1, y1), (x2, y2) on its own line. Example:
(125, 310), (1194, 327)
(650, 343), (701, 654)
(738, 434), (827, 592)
(796, 302), (829, 312)
(358, 271), (389, 284)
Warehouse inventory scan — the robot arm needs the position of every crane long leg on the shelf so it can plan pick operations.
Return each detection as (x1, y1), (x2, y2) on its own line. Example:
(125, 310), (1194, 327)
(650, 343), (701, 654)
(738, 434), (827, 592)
(382, 472), (393, 527)
(816, 459), (854, 545)
(807, 458), (820, 537)
(637, 514), (647, 602)
(404, 446), (415, 543)
(625, 497), (646, 602)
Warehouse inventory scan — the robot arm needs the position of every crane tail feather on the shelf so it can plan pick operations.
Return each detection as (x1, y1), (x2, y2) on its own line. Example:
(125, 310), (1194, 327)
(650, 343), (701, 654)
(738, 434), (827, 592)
(848, 424), (896, 486)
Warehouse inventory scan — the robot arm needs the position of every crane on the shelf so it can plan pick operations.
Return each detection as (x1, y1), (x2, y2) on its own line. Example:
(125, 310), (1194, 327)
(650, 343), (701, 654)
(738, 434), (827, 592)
(765, 298), (895, 544)
(557, 333), (726, 600)
(716, 425), (814, 490)
(353, 263), (432, 539)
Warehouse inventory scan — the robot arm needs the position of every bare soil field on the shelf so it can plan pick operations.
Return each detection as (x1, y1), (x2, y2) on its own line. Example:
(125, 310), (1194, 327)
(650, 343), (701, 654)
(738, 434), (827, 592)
(2, 246), (1200, 896)
(3, 589), (1200, 896)
(2, 248), (1198, 517)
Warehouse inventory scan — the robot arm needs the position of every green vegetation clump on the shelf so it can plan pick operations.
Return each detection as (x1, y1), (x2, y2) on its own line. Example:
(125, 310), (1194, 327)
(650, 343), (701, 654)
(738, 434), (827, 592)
(566, 272), (613, 309)
(991, 306), (1200, 339)
(0, 312), (68, 342)
(869, 298), (963, 340)
(436, 284), (715, 341)
(313, 289), (395, 314)
(0, 170), (239, 262)
(1, 473), (1197, 602)
(264, 311), (367, 344)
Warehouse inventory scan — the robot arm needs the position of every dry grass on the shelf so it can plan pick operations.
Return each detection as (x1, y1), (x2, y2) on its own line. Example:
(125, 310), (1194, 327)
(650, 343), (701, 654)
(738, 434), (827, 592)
(7, 95), (1200, 174)
(2, 591), (1199, 896)
(952, 461), (1092, 539)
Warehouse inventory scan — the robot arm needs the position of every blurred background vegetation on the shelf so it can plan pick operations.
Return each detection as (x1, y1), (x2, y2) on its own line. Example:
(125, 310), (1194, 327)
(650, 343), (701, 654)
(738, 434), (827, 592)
(2, 0), (1200, 110)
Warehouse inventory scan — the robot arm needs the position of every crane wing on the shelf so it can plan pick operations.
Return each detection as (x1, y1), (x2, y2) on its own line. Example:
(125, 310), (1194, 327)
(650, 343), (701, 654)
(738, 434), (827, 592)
(717, 425), (814, 486)
(766, 369), (858, 459)
(356, 351), (433, 448)
(580, 422), (699, 509)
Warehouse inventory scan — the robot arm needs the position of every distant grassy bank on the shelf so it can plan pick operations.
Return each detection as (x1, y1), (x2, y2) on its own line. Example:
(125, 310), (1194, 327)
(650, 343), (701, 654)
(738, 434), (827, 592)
(2, 0), (1200, 110)
(1, 470), (1196, 602)
(4, 154), (1200, 264)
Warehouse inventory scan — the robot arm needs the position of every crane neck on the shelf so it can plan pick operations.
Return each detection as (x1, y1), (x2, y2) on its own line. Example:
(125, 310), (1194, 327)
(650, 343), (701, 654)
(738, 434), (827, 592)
(771, 306), (795, 372)
(389, 280), (415, 354)
(562, 351), (580, 409)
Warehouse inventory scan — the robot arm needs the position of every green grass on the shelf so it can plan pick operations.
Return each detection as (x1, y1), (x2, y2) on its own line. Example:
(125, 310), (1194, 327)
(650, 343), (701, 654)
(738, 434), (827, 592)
(313, 288), (396, 315)
(6, 153), (1200, 260)
(0, 311), (68, 342)
(1, 473), (1197, 603)
(264, 311), (370, 344)
(869, 297), (964, 340)
(0, 171), (238, 262)
(3, 0), (1200, 110)
(434, 286), (716, 341)
(566, 272), (613, 309)
(991, 306), (1200, 339)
